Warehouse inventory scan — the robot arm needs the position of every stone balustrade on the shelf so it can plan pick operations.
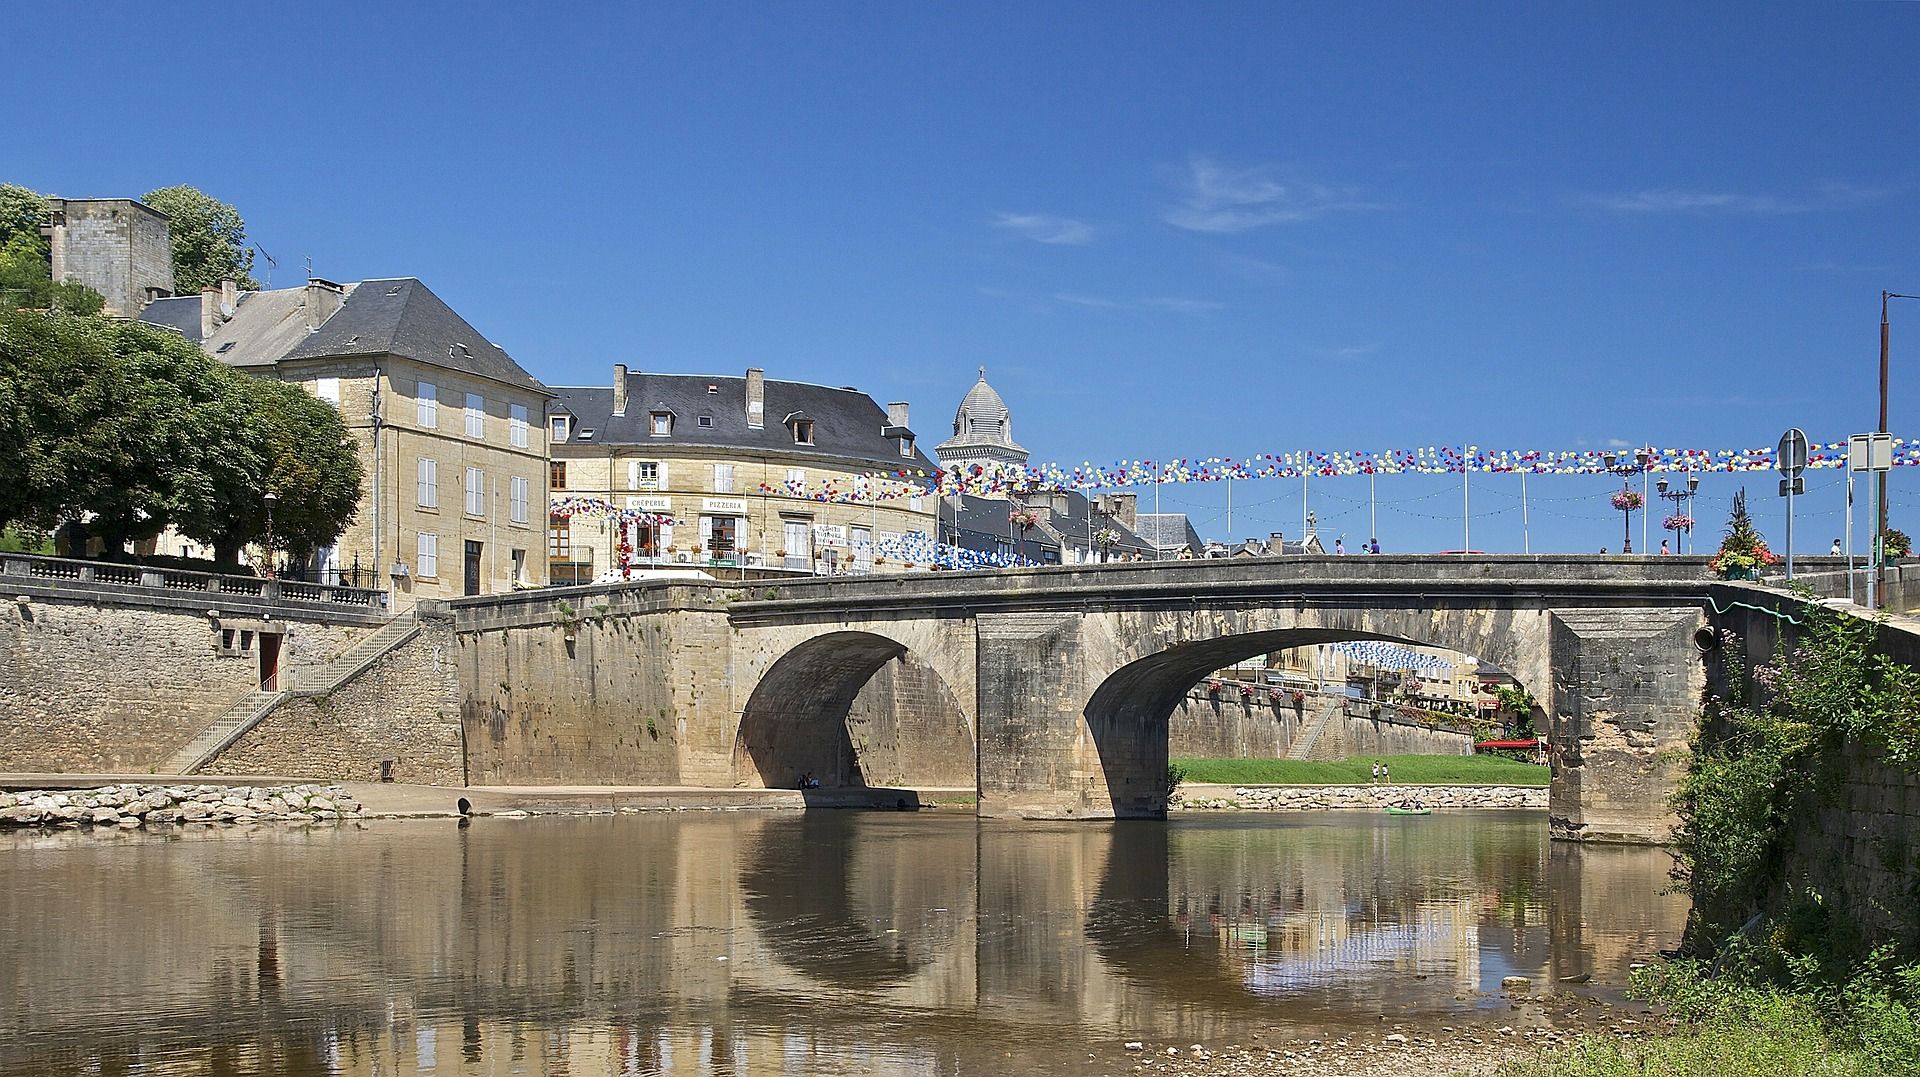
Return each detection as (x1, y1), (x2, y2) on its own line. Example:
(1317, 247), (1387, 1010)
(2, 553), (388, 614)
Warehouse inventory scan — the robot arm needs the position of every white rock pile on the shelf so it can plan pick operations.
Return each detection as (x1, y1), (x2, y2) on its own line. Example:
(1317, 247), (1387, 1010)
(1174, 784), (1547, 812)
(0, 784), (364, 829)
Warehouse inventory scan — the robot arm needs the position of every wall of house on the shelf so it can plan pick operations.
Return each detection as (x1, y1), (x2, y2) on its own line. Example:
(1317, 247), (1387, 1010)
(547, 446), (938, 580)
(280, 357), (551, 606)
(48, 199), (175, 317)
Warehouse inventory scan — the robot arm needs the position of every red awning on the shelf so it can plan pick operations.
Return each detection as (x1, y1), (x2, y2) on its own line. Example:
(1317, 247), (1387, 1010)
(1475, 738), (1545, 750)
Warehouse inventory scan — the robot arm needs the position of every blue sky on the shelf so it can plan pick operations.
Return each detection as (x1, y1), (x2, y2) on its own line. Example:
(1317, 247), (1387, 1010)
(9, 4), (1919, 553)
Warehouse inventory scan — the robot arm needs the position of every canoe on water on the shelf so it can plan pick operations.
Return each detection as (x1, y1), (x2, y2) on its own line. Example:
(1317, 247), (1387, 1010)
(1384, 806), (1432, 816)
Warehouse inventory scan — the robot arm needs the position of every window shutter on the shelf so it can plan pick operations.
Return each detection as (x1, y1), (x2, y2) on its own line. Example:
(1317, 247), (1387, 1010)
(659, 523), (674, 549)
(698, 516), (713, 547)
(627, 460), (640, 490)
(658, 461), (670, 489)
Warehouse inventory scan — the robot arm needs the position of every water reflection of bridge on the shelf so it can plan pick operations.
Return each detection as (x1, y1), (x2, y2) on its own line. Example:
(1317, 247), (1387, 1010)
(0, 814), (1683, 1075)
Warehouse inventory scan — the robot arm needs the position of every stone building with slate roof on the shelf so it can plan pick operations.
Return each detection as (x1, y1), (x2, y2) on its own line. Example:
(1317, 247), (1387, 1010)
(546, 365), (939, 579)
(140, 278), (551, 605)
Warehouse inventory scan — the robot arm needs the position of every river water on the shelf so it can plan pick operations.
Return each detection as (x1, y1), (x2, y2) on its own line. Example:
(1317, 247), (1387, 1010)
(0, 810), (1684, 1076)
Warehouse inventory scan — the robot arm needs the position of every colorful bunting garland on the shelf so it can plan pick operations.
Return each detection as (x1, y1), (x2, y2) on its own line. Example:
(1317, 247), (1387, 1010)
(730, 438), (1920, 507)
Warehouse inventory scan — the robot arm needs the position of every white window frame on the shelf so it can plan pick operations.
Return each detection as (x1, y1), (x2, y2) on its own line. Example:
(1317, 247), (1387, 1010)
(417, 381), (438, 427)
(465, 393), (485, 438)
(417, 533), (439, 579)
(549, 414), (569, 441)
(713, 463), (735, 494)
(416, 458), (438, 508)
(631, 460), (660, 490)
(900, 436), (914, 457)
(650, 411), (673, 437)
(510, 403), (529, 449)
(509, 476), (529, 525)
(785, 468), (806, 486)
(314, 377), (341, 405)
(465, 467), (485, 517)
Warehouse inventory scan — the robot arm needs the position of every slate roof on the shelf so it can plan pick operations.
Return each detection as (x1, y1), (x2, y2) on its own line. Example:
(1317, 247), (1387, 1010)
(137, 278), (546, 394)
(949, 495), (1059, 562)
(1134, 512), (1203, 552)
(552, 372), (937, 473)
(138, 295), (204, 342)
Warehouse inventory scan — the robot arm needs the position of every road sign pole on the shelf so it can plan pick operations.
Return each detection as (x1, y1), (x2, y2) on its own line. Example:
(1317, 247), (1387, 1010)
(1847, 467), (1856, 604)
(1786, 479), (1795, 579)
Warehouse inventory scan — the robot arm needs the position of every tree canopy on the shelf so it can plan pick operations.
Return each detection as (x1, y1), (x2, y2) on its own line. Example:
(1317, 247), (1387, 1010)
(142, 185), (261, 292)
(0, 309), (360, 564)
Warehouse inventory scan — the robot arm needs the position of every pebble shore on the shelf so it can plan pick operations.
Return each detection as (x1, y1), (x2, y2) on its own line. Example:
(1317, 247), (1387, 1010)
(0, 784), (364, 828)
(1106, 991), (1667, 1076)
(1174, 784), (1546, 812)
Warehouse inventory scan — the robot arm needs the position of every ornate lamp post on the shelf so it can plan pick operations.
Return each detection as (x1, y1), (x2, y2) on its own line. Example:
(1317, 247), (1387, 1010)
(1603, 449), (1653, 553)
(1656, 474), (1700, 554)
(262, 491), (280, 579)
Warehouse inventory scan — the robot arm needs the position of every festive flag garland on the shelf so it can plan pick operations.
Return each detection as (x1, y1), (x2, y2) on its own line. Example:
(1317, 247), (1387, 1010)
(1331, 640), (1455, 674)
(550, 495), (680, 527)
(729, 438), (1920, 506)
(870, 532), (1038, 570)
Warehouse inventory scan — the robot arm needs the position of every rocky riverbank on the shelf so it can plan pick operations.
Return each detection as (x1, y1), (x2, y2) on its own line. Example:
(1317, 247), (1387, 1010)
(1173, 783), (1545, 812)
(0, 783), (364, 828)
(1107, 989), (1665, 1075)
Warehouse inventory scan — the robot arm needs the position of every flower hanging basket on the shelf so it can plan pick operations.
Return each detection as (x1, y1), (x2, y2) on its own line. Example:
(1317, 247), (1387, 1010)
(1610, 489), (1645, 512)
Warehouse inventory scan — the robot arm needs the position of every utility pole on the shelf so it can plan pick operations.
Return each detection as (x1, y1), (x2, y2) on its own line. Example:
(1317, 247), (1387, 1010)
(1881, 293), (1919, 606)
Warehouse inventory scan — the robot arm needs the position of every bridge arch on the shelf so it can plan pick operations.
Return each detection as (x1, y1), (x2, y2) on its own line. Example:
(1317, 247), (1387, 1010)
(733, 629), (975, 791)
(1084, 621), (1541, 818)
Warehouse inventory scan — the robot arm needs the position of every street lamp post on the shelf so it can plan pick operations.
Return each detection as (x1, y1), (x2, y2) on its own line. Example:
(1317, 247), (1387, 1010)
(1603, 448), (1654, 553)
(262, 491), (280, 579)
(1656, 474), (1699, 555)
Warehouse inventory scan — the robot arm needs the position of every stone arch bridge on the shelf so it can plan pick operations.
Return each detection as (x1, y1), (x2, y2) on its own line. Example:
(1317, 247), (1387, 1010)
(450, 557), (1713, 844)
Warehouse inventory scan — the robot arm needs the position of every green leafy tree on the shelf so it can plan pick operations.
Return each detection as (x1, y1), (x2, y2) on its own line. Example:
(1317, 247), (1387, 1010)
(0, 311), (359, 563)
(0, 183), (48, 248)
(141, 185), (261, 292)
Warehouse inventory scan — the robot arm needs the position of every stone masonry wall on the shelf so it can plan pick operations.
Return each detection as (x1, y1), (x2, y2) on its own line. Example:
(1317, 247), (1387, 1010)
(1168, 688), (1475, 760)
(455, 587), (736, 786)
(1, 593), (368, 772)
(202, 616), (464, 786)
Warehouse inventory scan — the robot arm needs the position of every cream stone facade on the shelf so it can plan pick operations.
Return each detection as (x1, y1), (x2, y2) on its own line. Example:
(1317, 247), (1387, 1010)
(547, 366), (938, 581)
(140, 277), (551, 607)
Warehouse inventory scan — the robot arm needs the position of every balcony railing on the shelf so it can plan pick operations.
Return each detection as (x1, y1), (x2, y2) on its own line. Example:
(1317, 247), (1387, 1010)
(1, 553), (388, 610)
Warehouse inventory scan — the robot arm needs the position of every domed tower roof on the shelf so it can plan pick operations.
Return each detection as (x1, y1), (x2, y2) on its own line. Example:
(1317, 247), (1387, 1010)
(936, 367), (1029, 471)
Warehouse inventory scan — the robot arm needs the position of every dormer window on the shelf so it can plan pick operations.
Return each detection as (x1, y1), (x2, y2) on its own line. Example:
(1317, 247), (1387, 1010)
(791, 418), (815, 445)
(549, 415), (570, 442)
(698, 415), (714, 428)
(650, 411), (673, 437)
(900, 436), (914, 458)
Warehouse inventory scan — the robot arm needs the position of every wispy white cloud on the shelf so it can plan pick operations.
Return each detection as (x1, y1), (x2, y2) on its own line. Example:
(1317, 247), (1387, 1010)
(1305, 342), (1380, 361)
(982, 285), (1223, 316)
(992, 212), (1096, 245)
(1583, 181), (1892, 215)
(1163, 156), (1387, 233)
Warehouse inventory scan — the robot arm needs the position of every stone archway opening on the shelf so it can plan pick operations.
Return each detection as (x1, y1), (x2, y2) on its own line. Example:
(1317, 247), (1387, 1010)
(735, 631), (976, 792)
(1084, 629), (1535, 818)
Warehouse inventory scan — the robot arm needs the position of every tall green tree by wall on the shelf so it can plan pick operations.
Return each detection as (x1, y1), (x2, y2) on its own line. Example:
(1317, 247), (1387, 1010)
(0, 310), (360, 563)
(141, 185), (261, 292)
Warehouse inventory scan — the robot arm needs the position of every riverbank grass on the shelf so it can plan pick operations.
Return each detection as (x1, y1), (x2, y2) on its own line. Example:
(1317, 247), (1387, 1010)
(1173, 754), (1548, 786)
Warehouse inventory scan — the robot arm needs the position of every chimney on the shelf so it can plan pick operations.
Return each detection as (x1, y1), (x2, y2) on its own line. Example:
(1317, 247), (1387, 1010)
(745, 367), (765, 429)
(220, 278), (238, 315)
(1107, 492), (1137, 530)
(200, 286), (222, 340)
(887, 401), (910, 429)
(302, 278), (343, 330)
(612, 364), (628, 417)
(1270, 531), (1287, 555)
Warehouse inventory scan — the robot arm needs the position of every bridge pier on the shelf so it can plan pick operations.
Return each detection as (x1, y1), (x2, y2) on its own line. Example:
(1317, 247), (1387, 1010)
(975, 613), (1113, 819)
(1545, 608), (1704, 844)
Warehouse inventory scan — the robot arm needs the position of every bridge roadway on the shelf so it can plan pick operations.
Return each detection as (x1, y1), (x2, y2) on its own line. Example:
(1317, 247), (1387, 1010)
(450, 555), (1718, 843)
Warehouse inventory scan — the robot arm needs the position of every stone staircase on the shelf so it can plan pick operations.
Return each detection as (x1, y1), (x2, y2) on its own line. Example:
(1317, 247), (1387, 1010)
(164, 614), (421, 775)
(1286, 704), (1340, 761)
